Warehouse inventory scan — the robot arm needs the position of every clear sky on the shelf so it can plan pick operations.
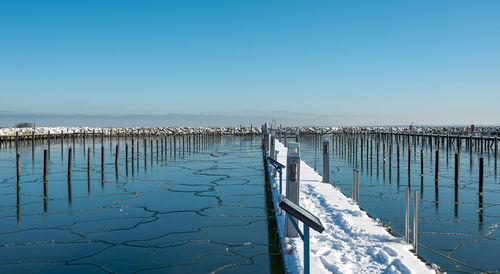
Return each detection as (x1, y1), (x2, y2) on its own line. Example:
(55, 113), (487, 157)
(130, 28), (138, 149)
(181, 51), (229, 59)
(0, 0), (499, 127)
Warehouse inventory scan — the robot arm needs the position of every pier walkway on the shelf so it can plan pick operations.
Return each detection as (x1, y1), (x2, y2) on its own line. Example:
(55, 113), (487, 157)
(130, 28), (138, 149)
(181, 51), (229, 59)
(267, 140), (435, 274)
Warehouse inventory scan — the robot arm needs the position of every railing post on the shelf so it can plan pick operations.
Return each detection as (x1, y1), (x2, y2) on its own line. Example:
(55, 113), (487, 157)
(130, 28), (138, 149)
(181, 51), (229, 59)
(304, 224), (310, 274)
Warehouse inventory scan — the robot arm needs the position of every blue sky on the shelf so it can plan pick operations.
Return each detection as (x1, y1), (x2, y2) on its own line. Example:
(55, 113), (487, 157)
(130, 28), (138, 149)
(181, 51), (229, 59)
(1, 0), (499, 126)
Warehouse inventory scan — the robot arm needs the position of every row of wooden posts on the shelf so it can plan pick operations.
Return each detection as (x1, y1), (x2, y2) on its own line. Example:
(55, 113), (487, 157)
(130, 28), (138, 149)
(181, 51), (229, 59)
(14, 132), (217, 180)
(13, 133), (218, 219)
(300, 131), (493, 189)
(293, 131), (489, 223)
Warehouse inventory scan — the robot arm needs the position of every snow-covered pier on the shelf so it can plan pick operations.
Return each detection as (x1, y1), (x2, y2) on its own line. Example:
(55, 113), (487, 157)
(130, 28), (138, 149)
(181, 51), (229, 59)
(265, 137), (436, 273)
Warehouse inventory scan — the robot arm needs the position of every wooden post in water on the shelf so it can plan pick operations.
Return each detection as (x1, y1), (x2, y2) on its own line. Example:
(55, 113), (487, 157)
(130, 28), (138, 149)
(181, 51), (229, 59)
(469, 136), (473, 156)
(397, 145), (400, 171)
(420, 149), (424, 176)
(87, 148), (91, 173)
(434, 150), (439, 184)
(68, 148), (72, 177)
(43, 149), (48, 182)
(101, 146), (104, 172)
(408, 146), (411, 178)
(115, 144), (119, 167)
(144, 139), (147, 162)
(454, 153), (459, 188)
(32, 130), (35, 159)
(16, 154), (21, 184)
(495, 136), (498, 160)
(131, 139), (135, 171)
(47, 130), (51, 158)
(479, 155), (484, 194)
(15, 132), (19, 155)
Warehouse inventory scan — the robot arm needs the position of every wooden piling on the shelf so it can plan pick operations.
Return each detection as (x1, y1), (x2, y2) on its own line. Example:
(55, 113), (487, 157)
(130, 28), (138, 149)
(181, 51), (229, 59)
(48, 130), (51, 157)
(43, 149), (48, 182)
(495, 136), (498, 160)
(15, 132), (19, 155)
(16, 154), (20, 185)
(32, 130), (35, 157)
(397, 145), (400, 171)
(408, 146), (411, 177)
(68, 148), (72, 177)
(435, 150), (439, 183)
(115, 144), (119, 167)
(87, 148), (91, 173)
(420, 149), (424, 176)
(101, 146), (104, 169)
(454, 153), (459, 187)
(479, 155), (484, 194)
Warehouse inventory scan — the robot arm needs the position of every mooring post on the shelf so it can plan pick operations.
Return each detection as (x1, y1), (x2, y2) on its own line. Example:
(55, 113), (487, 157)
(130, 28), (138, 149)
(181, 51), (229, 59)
(455, 153), (459, 188)
(408, 145), (411, 177)
(43, 149), (48, 182)
(420, 149), (424, 176)
(322, 135), (329, 183)
(101, 146), (104, 171)
(87, 148), (91, 173)
(125, 143), (129, 174)
(16, 154), (21, 184)
(495, 136), (498, 160)
(285, 142), (300, 237)
(435, 150), (439, 184)
(15, 132), (19, 155)
(469, 135), (473, 156)
(47, 130), (51, 158)
(115, 144), (119, 168)
(479, 155), (484, 194)
(144, 138), (147, 164)
(68, 148), (72, 177)
(150, 140), (154, 165)
(397, 145), (400, 171)
(32, 130), (35, 159)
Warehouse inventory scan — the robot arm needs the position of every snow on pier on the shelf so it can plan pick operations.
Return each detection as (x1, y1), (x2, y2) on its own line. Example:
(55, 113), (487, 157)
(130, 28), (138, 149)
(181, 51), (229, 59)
(268, 140), (435, 274)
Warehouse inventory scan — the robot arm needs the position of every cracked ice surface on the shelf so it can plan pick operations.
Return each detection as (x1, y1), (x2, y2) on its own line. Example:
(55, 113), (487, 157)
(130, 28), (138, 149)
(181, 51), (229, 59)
(0, 136), (278, 273)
